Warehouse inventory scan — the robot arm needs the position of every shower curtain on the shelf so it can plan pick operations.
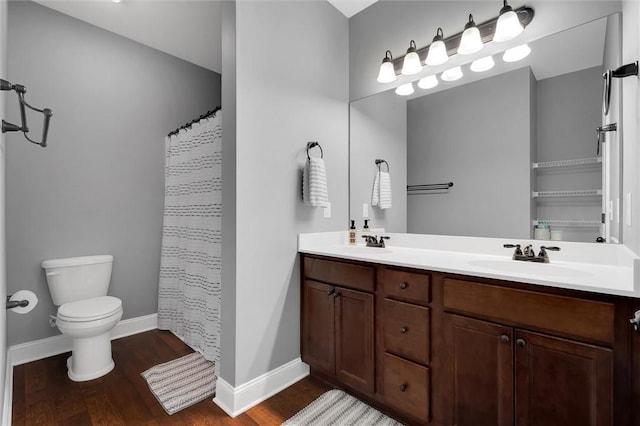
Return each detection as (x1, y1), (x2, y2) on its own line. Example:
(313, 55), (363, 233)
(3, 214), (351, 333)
(157, 109), (221, 364)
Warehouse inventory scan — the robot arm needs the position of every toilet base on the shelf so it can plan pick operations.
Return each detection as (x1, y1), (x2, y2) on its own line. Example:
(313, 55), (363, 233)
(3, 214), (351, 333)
(66, 332), (115, 382)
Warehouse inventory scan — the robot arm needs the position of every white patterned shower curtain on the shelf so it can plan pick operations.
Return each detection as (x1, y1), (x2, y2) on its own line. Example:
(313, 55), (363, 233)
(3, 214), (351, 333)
(158, 109), (221, 364)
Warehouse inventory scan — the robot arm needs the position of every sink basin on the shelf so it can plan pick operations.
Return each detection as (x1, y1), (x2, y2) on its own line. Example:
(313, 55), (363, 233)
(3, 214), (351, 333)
(331, 246), (392, 255)
(468, 259), (591, 278)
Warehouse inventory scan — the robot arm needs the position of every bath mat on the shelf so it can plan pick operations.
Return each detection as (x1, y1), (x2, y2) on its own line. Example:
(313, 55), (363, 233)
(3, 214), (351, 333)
(141, 352), (216, 415)
(282, 389), (404, 425)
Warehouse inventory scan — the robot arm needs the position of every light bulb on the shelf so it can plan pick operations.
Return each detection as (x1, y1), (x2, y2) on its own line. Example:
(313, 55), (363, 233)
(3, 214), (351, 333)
(425, 28), (448, 66)
(493, 1), (524, 42)
(458, 14), (483, 55)
(470, 56), (495, 72)
(503, 44), (531, 62)
(377, 50), (397, 83)
(418, 75), (439, 89)
(441, 66), (463, 82)
(395, 82), (415, 96)
(401, 40), (423, 75)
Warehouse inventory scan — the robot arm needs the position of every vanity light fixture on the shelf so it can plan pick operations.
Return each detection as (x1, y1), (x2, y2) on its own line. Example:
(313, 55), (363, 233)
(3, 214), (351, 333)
(377, 50), (397, 83)
(418, 75), (439, 89)
(395, 82), (415, 96)
(112, 0), (122, 3)
(441, 66), (463, 82)
(425, 28), (448, 66)
(458, 14), (483, 55)
(503, 43), (531, 62)
(401, 40), (423, 75)
(470, 55), (495, 72)
(493, 0), (525, 42)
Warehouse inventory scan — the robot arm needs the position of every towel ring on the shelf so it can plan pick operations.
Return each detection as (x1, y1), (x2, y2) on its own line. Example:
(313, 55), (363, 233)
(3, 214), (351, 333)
(375, 159), (390, 172)
(307, 141), (323, 160)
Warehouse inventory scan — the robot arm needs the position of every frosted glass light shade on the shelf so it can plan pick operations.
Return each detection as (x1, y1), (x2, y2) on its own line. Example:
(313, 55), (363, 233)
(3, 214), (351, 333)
(418, 75), (438, 89)
(425, 28), (448, 66)
(395, 82), (415, 96)
(458, 15), (483, 55)
(470, 56), (495, 72)
(493, 9), (524, 42)
(401, 41), (423, 75)
(377, 50), (397, 83)
(441, 66), (463, 82)
(503, 44), (531, 62)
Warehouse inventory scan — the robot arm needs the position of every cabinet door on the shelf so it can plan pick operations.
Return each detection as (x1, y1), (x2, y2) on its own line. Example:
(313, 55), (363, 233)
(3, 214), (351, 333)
(335, 287), (375, 394)
(515, 330), (613, 426)
(444, 314), (514, 426)
(301, 280), (335, 375)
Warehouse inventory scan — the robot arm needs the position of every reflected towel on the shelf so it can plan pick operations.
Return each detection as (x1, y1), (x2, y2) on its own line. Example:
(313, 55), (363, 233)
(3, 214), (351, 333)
(303, 157), (329, 207)
(372, 171), (392, 210)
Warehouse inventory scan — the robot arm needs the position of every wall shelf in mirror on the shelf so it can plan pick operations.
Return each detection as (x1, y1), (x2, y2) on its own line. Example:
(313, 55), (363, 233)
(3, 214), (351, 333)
(533, 189), (602, 198)
(532, 219), (601, 228)
(533, 157), (602, 169)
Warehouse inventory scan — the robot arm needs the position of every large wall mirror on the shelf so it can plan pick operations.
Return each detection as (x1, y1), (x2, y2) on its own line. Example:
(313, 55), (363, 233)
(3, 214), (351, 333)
(350, 12), (622, 244)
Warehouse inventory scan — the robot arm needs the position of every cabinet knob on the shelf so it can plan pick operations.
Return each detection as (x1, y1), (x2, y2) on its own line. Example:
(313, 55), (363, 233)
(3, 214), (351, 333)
(400, 326), (408, 334)
(399, 282), (408, 290)
(332, 291), (339, 298)
(399, 383), (408, 392)
(500, 334), (510, 343)
(630, 310), (640, 333)
(516, 338), (526, 347)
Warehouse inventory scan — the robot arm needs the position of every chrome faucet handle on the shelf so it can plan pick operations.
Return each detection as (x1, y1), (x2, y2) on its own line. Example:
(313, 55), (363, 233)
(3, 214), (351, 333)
(538, 246), (560, 257)
(379, 235), (390, 247)
(503, 243), (522, 256)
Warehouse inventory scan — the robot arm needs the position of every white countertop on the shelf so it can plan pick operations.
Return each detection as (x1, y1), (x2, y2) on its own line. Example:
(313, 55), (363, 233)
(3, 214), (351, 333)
(298, 232), (640, 298)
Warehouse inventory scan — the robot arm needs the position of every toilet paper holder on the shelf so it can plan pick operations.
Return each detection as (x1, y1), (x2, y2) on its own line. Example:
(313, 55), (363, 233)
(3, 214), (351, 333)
(6, 295), (29, 310)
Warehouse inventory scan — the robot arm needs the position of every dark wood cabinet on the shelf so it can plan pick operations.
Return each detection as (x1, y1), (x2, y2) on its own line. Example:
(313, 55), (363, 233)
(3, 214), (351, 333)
(301, 277), (375, 394)
(444, 314), (614, 426)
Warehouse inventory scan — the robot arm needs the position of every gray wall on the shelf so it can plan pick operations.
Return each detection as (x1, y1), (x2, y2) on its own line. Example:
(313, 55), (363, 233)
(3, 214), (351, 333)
(0, 0), (8, 418)
(225, 1), (349, 387)
(6, 1), (221, 345)
(349, 1), (621, 101)
(406, 67), (534, 238)
(535, 66), (603, 242)
(350, 90), (407, 233)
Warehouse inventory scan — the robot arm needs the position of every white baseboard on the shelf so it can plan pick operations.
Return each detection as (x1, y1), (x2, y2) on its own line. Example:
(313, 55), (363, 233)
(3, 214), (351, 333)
(213, 358), (309, 417)
(8, 313), (158, 367)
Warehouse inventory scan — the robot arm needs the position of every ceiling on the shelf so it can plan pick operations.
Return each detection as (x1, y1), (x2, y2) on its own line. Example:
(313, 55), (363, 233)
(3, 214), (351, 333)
(34, 0), (377, 75)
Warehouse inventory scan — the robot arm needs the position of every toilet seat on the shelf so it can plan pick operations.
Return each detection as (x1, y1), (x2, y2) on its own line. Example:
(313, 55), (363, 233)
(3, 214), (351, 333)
(57, 296), (122, 322)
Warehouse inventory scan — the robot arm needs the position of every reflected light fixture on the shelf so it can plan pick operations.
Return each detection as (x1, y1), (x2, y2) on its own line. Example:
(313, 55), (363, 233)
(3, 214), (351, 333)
(395, 82), (415, 96)
(493, 0), (524, 42)
(418, 75), (439, 89)
(401, 40), (423, 75)
(458, 14), (483, 55)
(112, 0), (122, 3)
(441, 66), (463, 81)
(377, 50), (397, 83)
(470, 56), (495, 72)
(503, 44), (531, 62)
(425, 28), (448, 66)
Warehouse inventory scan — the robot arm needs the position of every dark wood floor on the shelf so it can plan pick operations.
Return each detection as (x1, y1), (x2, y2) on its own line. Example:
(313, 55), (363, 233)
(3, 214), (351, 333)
(11, 329), (331, 425)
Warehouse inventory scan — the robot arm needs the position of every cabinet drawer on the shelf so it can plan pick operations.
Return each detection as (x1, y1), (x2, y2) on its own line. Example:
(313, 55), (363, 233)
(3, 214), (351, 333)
(303, 256), (374, 292)
(382, 352), (430, 422)
(383, 299), (430, 364)
(380, 269), (430, 303)
(443, 278), (615, 345)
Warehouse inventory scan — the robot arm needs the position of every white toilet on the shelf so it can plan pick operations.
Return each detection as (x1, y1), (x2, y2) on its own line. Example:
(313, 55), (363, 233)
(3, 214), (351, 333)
(41, 255), (123, 382)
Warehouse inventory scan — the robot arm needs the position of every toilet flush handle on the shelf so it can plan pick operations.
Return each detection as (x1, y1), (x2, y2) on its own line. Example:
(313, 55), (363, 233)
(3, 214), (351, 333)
(46, 271), (60, 277)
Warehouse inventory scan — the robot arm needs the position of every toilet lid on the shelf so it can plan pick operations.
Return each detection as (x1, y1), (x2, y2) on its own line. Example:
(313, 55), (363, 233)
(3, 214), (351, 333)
(57, 296), (122, 322)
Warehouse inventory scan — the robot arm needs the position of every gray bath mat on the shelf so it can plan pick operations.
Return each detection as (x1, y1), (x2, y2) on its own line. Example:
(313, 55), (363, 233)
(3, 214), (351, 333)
(141, 351), (216, 415)
(282, 389), (404, 425)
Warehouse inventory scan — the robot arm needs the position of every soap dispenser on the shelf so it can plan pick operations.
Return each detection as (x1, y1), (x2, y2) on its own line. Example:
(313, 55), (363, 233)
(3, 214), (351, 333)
(349, 220), (357, 245)
(362, 219), (371, 239)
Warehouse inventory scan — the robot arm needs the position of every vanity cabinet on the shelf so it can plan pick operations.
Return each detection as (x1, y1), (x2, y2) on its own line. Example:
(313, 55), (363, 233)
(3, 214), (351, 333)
(301, 257), (375, 394)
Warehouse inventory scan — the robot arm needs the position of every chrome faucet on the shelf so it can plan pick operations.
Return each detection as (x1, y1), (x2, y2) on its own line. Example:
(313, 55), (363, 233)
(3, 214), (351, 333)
(503, 244), (560, 263)
(362, 235), (390, 248)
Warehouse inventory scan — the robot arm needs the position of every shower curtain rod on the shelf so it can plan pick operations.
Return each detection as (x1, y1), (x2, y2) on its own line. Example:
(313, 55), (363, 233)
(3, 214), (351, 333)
(167, 105), (221, 137)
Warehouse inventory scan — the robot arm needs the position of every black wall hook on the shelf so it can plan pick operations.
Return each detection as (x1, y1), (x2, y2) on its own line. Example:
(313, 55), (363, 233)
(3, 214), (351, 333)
(1, 78), (52, 147)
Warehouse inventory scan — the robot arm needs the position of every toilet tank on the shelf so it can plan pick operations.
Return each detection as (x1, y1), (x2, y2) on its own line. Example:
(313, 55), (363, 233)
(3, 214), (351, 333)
(41, 255), (113, 305)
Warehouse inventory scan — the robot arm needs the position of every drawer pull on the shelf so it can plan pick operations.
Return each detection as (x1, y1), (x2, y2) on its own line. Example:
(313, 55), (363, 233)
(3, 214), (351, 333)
(399, 326), (408, 334)
(399, 383), (408, 392)
(399, 282), (408, 290)
(516, 338), (526, 347)
(500, 334), (510, 343)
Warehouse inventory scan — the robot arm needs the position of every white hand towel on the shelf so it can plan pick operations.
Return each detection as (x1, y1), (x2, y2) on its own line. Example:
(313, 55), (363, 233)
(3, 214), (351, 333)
(303, 157), (329, 207)
(371, 171), (380, 206)
(378, 171), (392, 209)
